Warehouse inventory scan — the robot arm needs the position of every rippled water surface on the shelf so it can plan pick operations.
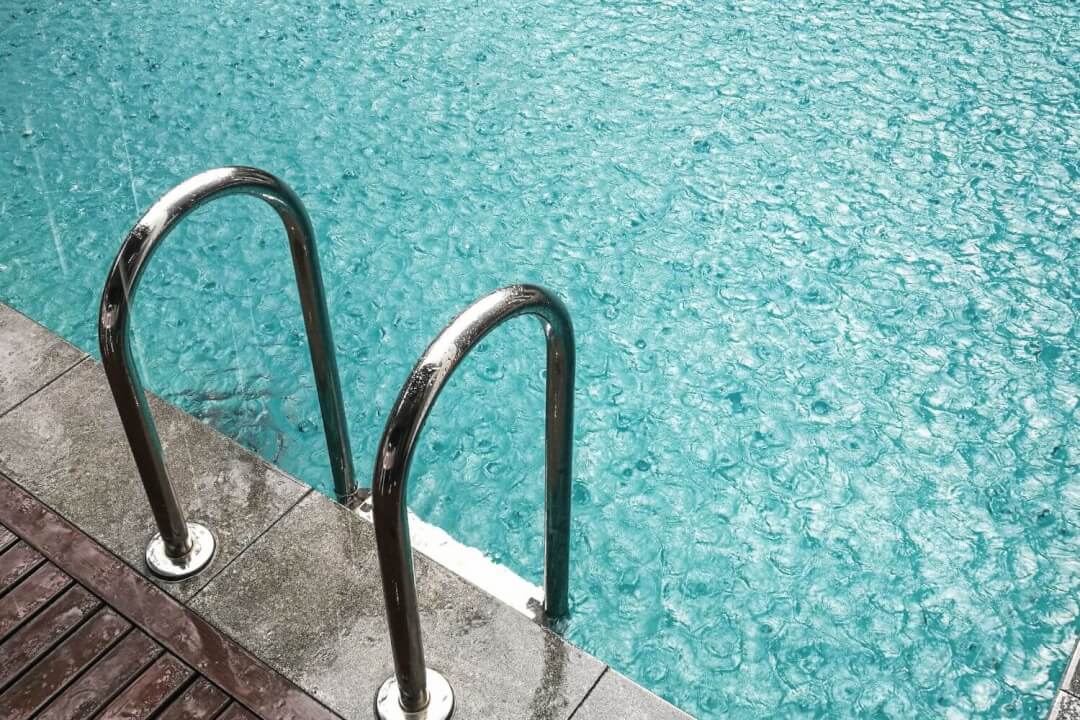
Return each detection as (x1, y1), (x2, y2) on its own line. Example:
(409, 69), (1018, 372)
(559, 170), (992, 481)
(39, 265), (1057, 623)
(1, 1), (1078, 716)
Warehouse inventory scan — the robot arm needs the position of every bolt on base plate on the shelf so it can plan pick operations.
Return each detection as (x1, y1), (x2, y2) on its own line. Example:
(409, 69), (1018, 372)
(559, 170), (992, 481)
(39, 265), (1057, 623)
(145, 522), (215, 580)
(375, 669), (454, 720)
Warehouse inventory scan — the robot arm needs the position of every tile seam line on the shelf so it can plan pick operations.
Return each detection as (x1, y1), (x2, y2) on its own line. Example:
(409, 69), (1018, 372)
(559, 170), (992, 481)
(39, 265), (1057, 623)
(182, 493), (364, 720)
(185, 487), (314, 605)
(0, 354), (90, 421)
(566, 665), (609, 719)
(3, 297), (315, 490)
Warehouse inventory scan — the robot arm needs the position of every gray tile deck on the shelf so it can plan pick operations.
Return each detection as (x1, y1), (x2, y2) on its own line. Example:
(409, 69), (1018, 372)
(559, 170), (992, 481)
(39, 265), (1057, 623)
(0, 299), (695, 719)
(0, 358), (310, 600)
(1064, 639), (1080, 697)
(190, 491), (606, 720)
(0, 305), (86, 415)
(1048, 641), (1080, 719)
(571, 669), (692, 720)
(1050, 692), (1080, 720)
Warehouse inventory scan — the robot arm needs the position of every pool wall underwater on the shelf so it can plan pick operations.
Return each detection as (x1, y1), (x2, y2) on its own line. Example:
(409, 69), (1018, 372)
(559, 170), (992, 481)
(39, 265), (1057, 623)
(1, 1), (1078, 717)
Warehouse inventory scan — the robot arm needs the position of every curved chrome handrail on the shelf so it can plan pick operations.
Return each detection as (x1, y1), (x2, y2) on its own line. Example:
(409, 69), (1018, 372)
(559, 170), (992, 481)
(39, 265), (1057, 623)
(371, 284), (575, 718)
(98, 166), (359, 580)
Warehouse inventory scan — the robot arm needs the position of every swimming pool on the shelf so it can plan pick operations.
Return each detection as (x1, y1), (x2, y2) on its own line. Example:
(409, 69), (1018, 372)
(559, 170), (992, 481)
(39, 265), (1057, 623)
(1, 1), (1077, 716)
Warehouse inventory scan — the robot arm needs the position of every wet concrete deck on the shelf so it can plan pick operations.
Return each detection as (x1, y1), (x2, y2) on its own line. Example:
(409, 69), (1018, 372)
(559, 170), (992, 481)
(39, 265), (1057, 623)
(0, 302), (690, 720)
(1048, 641), (1080, 720)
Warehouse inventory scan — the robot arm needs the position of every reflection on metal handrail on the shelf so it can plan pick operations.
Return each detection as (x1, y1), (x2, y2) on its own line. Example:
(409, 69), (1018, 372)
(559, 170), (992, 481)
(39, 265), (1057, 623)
(98, 166), (359, 581)
(371, 284), (575, 719)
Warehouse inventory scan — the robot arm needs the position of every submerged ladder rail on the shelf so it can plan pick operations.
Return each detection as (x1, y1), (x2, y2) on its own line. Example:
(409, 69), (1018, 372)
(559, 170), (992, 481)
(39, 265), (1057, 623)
(371, 284), (575, 719)
(98, 166), (359, 580)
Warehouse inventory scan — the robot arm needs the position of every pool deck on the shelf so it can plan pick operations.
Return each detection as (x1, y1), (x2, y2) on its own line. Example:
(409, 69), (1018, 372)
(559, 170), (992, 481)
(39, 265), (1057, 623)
(0, 301), (690, 720)
(1048, 642), (1080, 720)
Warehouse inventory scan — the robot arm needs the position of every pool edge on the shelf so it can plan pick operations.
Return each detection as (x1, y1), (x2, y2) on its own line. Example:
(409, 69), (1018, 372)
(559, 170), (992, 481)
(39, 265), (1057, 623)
(0, 300), (692, 720)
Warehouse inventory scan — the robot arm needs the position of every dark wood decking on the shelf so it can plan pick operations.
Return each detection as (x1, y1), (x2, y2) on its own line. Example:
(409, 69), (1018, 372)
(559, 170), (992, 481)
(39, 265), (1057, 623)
(0, 474), (342, 720)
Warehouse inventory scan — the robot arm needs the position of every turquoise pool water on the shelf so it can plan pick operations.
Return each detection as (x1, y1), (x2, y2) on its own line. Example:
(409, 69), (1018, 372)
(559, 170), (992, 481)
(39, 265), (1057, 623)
(1, 1), (1077, 716)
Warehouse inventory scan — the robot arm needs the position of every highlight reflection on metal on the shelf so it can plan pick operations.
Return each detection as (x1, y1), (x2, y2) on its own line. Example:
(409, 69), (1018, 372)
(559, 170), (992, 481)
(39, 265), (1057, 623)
(98, 166), (359, 580)
(371, 284), (575, 716)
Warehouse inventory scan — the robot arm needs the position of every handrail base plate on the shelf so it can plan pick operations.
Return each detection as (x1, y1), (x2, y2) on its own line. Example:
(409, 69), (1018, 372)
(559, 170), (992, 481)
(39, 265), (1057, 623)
(145, 522), (215, 580)
(375, 669), (454, 720)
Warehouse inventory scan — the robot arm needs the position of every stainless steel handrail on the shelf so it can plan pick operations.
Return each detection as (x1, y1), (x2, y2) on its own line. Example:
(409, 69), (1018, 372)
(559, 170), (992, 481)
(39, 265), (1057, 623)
(98, 166), (359, 581)
(371, 284), (575, 719)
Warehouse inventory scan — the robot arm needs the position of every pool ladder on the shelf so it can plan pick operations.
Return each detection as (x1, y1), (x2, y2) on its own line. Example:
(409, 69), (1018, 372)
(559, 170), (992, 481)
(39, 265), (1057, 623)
(370, 283), (574, 719)
(98, 166), (360, 579)
(98, 167), (576, 719)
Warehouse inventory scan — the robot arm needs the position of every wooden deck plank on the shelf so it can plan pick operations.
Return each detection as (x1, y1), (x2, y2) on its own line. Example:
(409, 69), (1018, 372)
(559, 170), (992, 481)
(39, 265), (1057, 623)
(0, 563), (70, 640)
(0, 585), (100, 689)
(218, 703), (260, 720)
(36, 629), (161, 720)
(0, 474), (343, 720)
(0, 475), (342, 720)
(0, 526), (15, 553)
(157, 677), (230, 720)
(0, 542), (44, 594)
(95, 654), (194, 720)
(0, 608), (130, 720)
